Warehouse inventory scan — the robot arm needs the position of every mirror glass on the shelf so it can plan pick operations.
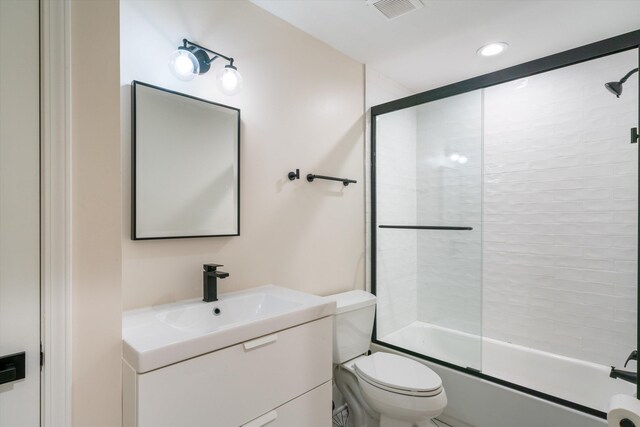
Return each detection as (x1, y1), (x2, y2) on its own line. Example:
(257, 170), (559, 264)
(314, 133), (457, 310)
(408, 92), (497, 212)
(132, 81), (240, 239)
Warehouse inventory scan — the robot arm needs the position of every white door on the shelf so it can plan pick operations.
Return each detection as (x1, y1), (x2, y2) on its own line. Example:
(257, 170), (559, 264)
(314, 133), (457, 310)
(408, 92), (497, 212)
(0, 0), (41, 425)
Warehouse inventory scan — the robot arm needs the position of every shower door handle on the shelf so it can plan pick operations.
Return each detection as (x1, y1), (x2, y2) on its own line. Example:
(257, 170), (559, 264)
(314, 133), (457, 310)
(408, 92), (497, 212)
(632, 127), (638, 144)
(379, 225), (473, 231)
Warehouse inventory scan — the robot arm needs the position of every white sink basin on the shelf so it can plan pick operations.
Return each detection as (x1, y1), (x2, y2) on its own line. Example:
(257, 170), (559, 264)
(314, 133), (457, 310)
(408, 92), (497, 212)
(155, 291), (301, 333)
(122, 285), (336, 373)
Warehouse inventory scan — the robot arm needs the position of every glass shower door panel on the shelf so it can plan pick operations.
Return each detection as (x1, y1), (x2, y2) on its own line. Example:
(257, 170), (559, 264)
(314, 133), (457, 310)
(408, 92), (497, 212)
(375, 90), (483, 371)
(481, 49), (638, 411)
(374, 105), (420, 346)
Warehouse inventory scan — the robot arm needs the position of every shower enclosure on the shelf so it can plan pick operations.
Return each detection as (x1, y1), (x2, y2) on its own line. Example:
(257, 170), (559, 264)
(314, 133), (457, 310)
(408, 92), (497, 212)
(371, 32), (640, 417)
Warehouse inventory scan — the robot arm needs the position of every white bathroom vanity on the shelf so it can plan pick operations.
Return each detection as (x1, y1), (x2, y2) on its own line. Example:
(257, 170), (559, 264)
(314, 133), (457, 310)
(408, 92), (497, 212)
(122, 285), (336, 427)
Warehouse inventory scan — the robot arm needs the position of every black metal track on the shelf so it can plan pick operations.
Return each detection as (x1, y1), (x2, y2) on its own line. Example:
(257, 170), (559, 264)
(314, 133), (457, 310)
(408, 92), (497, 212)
(372, 29), (640, 116)
(636, 47), (639, 400)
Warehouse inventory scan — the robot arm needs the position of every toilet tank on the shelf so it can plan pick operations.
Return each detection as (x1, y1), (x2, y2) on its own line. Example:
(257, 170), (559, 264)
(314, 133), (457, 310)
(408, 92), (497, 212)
(325, 290), (376, 364)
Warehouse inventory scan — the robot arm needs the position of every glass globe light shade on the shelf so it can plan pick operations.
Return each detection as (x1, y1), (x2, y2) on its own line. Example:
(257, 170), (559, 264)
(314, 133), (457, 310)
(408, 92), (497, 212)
(216, 65), (243, 95)
(168, 49), (199, 81)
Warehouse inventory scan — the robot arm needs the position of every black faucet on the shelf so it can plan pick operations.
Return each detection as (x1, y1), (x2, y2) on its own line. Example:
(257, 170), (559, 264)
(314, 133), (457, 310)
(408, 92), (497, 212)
(610, 367), (637, 384)
(610, 350), (638, 384)
(203, 264), (229, 302)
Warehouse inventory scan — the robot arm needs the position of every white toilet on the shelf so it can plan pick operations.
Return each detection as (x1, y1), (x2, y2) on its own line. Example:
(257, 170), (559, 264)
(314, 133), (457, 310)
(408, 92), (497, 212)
(327, 290), (447, 427)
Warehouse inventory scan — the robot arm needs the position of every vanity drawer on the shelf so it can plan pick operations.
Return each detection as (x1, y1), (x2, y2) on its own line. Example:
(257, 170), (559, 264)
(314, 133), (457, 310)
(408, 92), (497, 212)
(242, 381), (331, 427)
(134, 316), (332, 427)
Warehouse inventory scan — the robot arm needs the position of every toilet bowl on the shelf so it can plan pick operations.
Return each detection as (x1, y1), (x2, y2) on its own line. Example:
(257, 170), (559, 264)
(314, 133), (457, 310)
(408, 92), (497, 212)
(327, 291), (447, 427)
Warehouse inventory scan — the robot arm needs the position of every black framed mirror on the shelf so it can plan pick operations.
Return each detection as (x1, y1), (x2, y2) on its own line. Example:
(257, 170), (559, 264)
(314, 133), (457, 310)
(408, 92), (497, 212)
(131, 81), (240, 240)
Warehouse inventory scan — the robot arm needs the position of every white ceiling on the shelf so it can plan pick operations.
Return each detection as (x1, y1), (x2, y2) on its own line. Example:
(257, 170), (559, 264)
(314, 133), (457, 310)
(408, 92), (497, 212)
(250, 0), (640, 93)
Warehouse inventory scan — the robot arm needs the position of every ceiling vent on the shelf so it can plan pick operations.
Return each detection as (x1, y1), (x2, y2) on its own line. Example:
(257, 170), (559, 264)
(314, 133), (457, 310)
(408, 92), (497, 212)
(366, 0), (423, 20)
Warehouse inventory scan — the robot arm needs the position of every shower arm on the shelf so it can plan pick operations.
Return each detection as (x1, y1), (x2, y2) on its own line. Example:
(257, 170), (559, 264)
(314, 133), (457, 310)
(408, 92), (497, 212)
(619, 67), (639, 84)
(625, 350), (638, 367)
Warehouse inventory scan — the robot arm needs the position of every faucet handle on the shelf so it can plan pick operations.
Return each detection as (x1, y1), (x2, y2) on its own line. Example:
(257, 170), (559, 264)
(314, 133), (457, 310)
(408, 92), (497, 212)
(625, 350), (638, 367)
(203, 263), (224, 272)
(215, 271), (230, 279)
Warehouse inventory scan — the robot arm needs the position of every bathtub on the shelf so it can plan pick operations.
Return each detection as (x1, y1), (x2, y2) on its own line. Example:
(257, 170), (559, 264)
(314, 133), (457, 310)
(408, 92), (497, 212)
(377, 321), (635, 426)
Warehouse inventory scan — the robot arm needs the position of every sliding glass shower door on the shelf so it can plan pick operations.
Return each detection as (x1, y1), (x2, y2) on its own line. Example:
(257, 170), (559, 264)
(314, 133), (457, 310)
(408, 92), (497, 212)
(373, 90), (483, 371)
(372, 44), (639, 414)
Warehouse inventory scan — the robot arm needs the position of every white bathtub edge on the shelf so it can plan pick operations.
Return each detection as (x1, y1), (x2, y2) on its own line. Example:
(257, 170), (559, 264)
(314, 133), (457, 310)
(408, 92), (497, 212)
(371, 343), (608, 427)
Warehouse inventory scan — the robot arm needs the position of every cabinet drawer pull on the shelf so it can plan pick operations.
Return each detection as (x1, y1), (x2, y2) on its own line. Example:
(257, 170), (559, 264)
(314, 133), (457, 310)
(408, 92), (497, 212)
(242, 410), (277, 427)
(243, 334), (278, 351)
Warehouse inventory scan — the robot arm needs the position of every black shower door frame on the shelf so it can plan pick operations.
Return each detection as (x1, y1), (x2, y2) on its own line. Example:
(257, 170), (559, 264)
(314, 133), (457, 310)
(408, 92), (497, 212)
(370, 29), (640, 419)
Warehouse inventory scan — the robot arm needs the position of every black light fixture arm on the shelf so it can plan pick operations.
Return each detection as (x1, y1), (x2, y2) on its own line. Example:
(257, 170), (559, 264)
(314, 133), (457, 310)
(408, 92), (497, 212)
(183, 38), (234, 66)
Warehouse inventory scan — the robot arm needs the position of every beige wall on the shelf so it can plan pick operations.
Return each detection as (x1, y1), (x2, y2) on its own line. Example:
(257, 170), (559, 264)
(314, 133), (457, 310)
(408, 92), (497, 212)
(71, 0), (122, 425)
(121, 0), (365, 310)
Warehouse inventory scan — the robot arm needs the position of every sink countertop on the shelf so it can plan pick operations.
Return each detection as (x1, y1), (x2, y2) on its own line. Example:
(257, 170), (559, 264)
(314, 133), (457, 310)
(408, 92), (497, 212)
(122, 285), (336, 373)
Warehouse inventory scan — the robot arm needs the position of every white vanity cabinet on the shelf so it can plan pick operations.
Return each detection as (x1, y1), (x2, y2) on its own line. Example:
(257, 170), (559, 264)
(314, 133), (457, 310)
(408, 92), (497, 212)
(123, 316), (333, 427)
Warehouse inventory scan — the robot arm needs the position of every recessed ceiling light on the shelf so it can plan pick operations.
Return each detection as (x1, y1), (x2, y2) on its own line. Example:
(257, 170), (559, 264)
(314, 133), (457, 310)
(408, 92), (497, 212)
(477, 42), (509, 57)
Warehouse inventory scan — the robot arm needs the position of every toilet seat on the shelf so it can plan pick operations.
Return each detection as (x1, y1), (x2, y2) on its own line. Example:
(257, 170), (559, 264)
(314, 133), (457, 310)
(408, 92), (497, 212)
(354, 352), (443, 397)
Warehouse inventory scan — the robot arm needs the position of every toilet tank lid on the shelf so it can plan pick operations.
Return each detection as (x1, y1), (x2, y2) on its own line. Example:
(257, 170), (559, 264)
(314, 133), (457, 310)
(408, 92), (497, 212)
(324, 290), (376, 314)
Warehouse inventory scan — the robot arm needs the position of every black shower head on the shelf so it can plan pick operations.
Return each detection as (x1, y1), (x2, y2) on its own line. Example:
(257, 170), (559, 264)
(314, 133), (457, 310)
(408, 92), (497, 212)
(605, 67), (638, 98)
(605, 81), (623, 98)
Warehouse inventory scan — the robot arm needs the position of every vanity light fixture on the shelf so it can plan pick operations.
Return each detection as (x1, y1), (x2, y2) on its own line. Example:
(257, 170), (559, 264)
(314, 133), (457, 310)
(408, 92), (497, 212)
(168, 38), (243, 95)
(477, 42), (509, 57)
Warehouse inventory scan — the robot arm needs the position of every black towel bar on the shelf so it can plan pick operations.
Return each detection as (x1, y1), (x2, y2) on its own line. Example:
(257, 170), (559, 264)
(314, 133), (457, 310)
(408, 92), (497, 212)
(307, 174), (357, 186)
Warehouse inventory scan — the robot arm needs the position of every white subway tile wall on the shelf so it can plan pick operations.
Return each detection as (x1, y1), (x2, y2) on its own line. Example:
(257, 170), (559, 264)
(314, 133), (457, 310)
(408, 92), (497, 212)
(482, 49), (638, 366)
